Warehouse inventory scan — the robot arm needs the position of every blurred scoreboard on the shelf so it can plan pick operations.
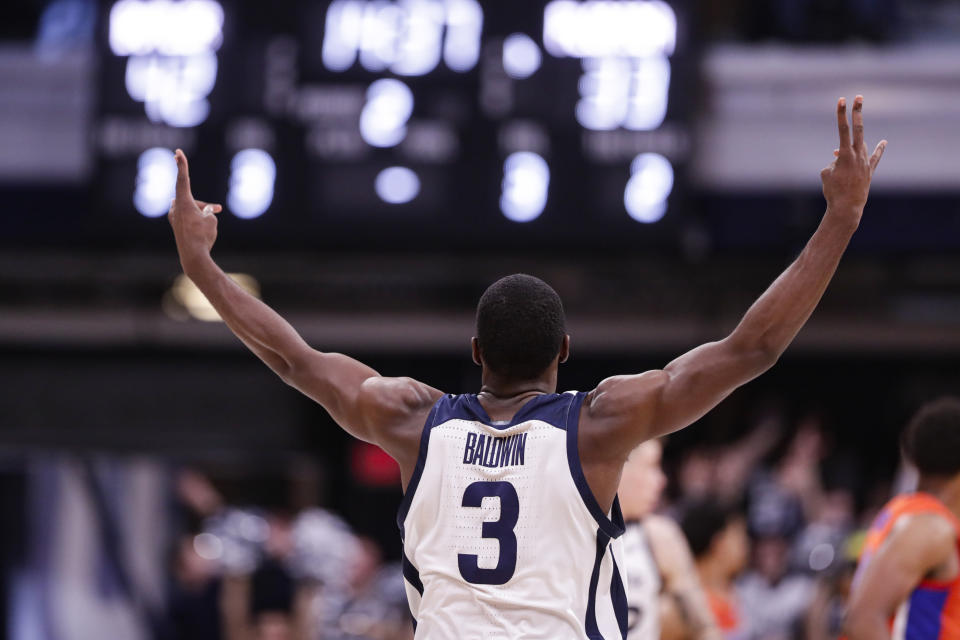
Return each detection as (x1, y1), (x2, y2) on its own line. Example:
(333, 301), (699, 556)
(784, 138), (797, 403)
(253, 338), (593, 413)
(94, 0), (698, 250)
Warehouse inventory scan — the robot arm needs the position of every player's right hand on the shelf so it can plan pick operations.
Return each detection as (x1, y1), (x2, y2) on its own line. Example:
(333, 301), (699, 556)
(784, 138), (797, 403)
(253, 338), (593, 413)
(820, 96), (887, 227)
(167, 149), (223, 272)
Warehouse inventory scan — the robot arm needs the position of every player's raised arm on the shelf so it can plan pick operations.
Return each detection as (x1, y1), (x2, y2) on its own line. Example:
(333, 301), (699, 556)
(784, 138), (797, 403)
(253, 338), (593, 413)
(167, 150), (442, 458)
(587, 97), (887, 449)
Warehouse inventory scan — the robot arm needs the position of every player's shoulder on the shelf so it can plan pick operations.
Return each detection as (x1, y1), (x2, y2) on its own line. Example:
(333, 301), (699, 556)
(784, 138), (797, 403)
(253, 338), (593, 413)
(357, 377), (443, 458)
(360, 376), (443, 413)
(579, 371), (667, 459)
(585, 370), (668, 422)
(879, 493), (960, 533)
(886, 510), (958, 559)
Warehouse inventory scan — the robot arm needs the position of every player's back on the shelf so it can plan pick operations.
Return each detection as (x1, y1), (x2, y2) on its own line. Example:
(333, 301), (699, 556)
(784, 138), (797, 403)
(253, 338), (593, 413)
(398, 391), (627, 640)
(856, 492), (960, 639)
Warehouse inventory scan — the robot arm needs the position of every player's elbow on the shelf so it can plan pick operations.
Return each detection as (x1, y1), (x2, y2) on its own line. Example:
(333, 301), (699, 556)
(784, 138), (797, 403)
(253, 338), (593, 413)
(725, 333), (782, 377)
(278, 347), (326, 388)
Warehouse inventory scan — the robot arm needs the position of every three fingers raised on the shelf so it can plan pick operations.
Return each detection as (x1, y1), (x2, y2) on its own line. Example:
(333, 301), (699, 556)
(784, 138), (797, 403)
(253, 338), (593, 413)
(835, 96), (888, 173)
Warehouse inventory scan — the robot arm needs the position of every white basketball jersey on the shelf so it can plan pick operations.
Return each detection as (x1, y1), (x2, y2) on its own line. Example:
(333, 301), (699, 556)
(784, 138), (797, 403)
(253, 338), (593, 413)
(621, 521), (662, 640)
(397, 392), (628, 639)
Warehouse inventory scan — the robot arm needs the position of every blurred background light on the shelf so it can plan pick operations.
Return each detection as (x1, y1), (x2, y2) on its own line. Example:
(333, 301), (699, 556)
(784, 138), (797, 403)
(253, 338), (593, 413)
(227, 149), (276, 219)
(543, 0), (676, 59)
(321, 0), (482, 75)
(359, 79), (414, 148)
(133, 147), (177, 218)
(808, 543), (836, 572)
(443, 0), (483, 72)
(109, 0), (224, 57)
(624, 55), (670, 130)
(500, 152), (550, 223)
(624, 152), (674, 223)
(124, 52), (218, 128)
(576, 57), (631, 131)
(168, 273), (261, 322)
(375, 166), (421, 204)
(192, 533), (223, 561)
(110, 0), (223, 127)
(502, 33), (542, 80)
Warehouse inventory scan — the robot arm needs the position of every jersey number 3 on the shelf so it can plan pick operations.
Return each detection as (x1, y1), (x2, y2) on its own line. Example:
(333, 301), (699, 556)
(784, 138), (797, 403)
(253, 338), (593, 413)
(457, 481), (519, 585)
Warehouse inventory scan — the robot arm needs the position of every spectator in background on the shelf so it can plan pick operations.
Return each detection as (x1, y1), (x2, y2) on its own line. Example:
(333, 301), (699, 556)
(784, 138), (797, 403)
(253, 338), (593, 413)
(747, 421), (825, 542)
(618, 440), (722, 640)
(804, 537), (860, 640)
(737, 534), (815, 640)
(681, 501), (750, 640)
(167, 534), (223, 640)
(673, 417), (782, 516)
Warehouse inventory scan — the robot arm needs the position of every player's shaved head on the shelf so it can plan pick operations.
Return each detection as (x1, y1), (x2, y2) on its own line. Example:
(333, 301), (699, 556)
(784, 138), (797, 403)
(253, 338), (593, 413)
(475, 274), (566, 381)
(903, 397), (960, 477)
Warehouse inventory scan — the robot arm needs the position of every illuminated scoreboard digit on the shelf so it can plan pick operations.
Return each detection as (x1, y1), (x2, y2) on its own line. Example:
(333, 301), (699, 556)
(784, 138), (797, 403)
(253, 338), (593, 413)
(94, 0), (696, 250)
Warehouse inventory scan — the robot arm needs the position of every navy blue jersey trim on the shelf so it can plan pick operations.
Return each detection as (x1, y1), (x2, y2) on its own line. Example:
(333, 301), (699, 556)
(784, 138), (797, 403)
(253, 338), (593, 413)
(585, 528), (612, 640)
(396, 396), (444, 537)
(610, 552), (628, 639)
(461, 393), (572, 430)
(402, 551), (424, 595)
(566, 392), (627, 539)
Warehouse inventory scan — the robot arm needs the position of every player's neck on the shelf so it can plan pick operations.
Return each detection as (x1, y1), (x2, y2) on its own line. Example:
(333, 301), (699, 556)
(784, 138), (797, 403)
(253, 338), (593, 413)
(920, 475), (960, 519)
(478, 370), (557, 400)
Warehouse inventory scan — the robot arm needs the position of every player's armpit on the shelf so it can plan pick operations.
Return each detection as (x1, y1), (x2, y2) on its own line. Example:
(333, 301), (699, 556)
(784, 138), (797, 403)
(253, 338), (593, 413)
(283, 350), (443, 453)
(844, 513), (958, 640)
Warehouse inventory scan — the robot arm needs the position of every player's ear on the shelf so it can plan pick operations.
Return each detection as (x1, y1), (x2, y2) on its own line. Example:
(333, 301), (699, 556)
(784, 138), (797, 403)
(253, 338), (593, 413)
(559, 335), (570, 364)
(471, 337), (482, 366)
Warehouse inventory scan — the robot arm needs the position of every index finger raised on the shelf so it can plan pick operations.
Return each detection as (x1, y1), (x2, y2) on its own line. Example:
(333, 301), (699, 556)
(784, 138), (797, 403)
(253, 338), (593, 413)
(174, 149), (192, 200)
(836, 98), (851, 149)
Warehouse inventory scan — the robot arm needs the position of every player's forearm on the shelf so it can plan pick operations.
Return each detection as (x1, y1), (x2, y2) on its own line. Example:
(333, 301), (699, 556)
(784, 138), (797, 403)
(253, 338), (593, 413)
(183, 253), (310, 377)
(667, 582), (724, 640)
(843, 611), (892, 640)
(727, 207), (858, 363)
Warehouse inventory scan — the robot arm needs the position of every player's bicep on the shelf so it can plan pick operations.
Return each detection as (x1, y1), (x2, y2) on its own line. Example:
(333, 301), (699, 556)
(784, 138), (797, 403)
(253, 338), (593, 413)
(848, 515), (956, 625)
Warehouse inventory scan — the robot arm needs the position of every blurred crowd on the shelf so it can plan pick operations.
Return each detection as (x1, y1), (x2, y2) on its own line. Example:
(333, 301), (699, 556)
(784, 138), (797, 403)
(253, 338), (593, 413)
(162, 408), (912, 640)
(665, 415), (897, 640)
(168, 469), (412, 640)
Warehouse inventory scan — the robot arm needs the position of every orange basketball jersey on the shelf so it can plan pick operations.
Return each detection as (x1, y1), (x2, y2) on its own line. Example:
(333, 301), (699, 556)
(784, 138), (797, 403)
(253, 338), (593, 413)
(855, 492), (960, 640)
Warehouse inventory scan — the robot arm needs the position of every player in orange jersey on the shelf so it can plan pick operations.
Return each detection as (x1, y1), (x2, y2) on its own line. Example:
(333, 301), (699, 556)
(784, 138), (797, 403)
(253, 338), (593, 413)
(845, 398), (960, 639)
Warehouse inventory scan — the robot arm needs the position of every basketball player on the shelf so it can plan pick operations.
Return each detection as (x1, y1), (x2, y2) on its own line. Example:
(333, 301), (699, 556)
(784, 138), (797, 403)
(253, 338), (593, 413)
(618, 440), (721, 640)
(844, 398), (960, 639)
(168, 96), (885, 638)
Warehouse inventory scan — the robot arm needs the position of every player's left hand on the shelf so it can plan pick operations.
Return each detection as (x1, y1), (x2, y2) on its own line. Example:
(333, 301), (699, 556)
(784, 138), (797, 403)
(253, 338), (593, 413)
(167, 149), (223, 272)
